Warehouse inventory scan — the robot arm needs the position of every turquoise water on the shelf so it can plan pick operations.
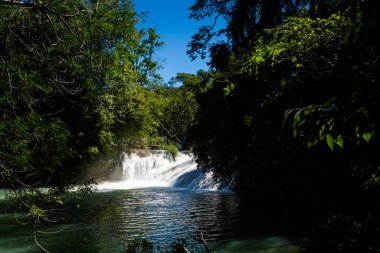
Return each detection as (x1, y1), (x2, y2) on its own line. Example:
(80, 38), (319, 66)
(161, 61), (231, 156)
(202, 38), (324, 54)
(0, 187), (300, 252)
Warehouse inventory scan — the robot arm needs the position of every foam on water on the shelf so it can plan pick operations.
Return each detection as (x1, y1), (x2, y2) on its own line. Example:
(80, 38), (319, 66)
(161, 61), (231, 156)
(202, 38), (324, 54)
(97, 151), (227, 191)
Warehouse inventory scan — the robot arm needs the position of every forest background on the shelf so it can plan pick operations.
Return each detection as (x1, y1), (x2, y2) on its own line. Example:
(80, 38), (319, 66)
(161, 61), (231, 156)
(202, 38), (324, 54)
(0, 0), (379, 252)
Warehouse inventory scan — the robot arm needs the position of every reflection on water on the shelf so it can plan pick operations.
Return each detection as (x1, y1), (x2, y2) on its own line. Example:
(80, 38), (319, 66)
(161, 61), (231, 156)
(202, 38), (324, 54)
(0, 187), (300, 253)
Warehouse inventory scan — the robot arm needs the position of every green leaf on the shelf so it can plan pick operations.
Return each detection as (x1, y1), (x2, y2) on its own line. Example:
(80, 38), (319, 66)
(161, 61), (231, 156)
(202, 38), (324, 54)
(319, 124), (326, 137)
(326, 134), (334, 151)
(335, 135), (344, 149)
(362, 132), (372, 143)
(254, 55), (264, 64)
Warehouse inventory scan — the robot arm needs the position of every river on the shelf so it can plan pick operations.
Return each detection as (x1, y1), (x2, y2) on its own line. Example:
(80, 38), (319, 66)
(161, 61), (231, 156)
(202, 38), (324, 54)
(0, 151), (301, 253)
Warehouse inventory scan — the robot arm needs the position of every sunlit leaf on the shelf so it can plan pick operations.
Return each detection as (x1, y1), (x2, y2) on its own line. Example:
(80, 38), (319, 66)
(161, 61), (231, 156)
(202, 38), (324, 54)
(362, 132), (372, 143)
(326, 134), (334, 151)
(335, 135), (344, 149)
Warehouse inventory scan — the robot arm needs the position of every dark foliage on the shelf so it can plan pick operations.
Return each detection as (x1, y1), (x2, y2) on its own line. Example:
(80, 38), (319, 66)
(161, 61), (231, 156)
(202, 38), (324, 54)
(189, 0), (380, 252)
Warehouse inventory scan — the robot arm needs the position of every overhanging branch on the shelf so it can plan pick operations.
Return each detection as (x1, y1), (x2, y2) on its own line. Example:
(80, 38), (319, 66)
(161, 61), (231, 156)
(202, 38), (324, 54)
(0, 0), (43, 8)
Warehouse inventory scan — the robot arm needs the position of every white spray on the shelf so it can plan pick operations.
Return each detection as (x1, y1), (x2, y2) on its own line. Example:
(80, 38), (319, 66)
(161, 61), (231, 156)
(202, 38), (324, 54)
(97, 151), (227, 191)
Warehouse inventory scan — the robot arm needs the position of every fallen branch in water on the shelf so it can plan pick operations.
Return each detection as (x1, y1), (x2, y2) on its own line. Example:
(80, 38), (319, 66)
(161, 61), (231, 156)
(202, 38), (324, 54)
(34, 232), (51, 253)
(196, 233), (210, 253)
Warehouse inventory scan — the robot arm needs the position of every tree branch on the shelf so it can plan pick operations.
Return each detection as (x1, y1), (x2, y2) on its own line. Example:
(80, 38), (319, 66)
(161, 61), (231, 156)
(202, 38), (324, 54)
(0, 0), (43, 8)
(34, 233), (51, 253)
(196, 233), (210, 253)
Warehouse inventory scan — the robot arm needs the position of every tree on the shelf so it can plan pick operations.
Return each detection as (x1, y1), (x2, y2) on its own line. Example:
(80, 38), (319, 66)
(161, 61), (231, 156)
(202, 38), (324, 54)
(188, 0), (355, 68)
(189, 1), (380, 251)
(0, 0), (162, 198)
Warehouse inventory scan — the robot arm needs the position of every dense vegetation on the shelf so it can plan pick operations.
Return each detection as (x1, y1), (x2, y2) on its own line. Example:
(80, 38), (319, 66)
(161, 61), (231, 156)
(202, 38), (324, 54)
(186, 0), (380, 252)
(0, 0), (196, 209)
(1, 0), (380, 252)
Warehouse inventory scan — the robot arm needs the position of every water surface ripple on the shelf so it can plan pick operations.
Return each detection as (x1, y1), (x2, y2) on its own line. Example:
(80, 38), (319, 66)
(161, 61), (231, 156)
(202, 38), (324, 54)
(0, 187), (299, 253)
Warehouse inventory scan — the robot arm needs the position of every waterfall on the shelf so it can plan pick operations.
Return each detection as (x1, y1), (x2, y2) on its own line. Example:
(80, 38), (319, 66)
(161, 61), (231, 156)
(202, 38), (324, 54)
(97, 151), (228, 191)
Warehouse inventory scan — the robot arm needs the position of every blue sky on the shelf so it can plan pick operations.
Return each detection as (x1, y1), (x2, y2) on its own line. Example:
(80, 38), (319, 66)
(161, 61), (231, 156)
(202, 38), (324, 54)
(133, 0), (211, 83)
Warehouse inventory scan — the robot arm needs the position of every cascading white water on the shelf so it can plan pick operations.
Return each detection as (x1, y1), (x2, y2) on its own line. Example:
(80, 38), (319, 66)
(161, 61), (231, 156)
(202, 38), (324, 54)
(97, 151), (227, 191)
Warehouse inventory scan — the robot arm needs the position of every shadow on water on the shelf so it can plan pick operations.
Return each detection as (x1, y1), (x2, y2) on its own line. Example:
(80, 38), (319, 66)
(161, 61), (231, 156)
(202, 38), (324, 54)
(210, 237), (300, 253)
(0, 187), (301, 253)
